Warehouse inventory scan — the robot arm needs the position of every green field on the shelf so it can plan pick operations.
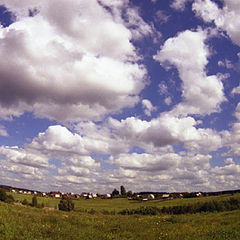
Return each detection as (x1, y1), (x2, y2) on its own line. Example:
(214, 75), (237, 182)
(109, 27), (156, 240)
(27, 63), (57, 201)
(1, 193), (240, 239)
(10, 192), (240, 212)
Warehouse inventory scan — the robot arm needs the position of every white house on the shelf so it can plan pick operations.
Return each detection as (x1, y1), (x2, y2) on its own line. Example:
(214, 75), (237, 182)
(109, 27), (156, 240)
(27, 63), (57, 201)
(162, 194), (170, 199)
(148, 194), (155, 200)
(196, 192), (202, 197)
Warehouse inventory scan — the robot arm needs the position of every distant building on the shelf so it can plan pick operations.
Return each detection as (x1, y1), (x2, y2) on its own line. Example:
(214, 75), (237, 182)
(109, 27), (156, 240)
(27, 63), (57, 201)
(162, 194), (170, 199)
(196, 192), (202, 197)
(106, 194), (111, 198)
(50, 192), (62, 198)
(148, 194), (155, 200)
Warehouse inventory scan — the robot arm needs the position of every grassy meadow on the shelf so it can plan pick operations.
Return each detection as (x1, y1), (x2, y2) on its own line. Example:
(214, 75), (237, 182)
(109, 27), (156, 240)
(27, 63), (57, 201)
(10, 192), (240, 212)
(1, 193), (240, 239)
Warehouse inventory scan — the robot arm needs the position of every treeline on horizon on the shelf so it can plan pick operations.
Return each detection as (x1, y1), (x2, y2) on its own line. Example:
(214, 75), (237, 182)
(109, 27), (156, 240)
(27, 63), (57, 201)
(119, 196), (240, 216)
(1, 184), (240, 196)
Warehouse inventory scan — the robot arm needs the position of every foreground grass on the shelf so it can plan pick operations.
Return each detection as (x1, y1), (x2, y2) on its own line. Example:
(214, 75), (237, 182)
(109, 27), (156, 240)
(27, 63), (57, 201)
(0, 201), (240, 240)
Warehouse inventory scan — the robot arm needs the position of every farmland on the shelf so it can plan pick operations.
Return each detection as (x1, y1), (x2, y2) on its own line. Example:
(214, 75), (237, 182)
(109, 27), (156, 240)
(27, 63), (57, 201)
(0, 193), (240, 239)
(10, 192), (240, 211)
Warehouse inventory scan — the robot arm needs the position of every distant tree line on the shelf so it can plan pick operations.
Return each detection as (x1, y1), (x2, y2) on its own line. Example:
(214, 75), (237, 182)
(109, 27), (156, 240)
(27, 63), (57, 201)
(119, 197), (240, 215)
(111, 185), (133, 198)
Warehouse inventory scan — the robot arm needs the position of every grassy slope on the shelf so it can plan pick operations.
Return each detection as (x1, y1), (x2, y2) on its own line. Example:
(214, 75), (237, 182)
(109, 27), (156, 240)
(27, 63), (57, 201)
(1, 194), (240, 239)
(0, 201), (240, 240)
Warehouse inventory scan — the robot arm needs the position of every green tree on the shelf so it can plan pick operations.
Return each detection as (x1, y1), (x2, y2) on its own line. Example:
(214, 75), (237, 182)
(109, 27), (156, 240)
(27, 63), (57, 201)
(120, 185), (126, 196)
(58, 197), (74, 211)
(127, 190), (133, 197)
(112, 188), (119, 197)
(32, 196), (38, 207)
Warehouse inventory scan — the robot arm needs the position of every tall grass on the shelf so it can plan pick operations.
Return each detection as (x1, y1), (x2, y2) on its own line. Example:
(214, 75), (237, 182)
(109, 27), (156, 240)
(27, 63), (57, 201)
(0, 200), (240, 240)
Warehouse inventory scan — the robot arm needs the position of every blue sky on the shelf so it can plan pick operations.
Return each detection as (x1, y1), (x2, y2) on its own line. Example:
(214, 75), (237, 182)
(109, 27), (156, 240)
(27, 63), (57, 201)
(0, 0), (240, 193)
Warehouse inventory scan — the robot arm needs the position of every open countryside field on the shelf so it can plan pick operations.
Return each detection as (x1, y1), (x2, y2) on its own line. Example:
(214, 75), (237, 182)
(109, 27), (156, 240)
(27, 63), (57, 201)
(1, 193), (240, 239)
(10, 192), (240, 212)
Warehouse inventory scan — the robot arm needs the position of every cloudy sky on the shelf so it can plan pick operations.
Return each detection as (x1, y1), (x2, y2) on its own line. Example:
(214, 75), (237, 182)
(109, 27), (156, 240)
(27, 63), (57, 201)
(0, 0), (239, 193)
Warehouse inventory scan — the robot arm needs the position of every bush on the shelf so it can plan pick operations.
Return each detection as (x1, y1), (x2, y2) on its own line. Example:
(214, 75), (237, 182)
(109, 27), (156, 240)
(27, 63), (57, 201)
(58, 198), (74, 211)
(5, 195), (15, 204)
(0, 189), (7, 202)
(119, 197), (240, 215)
(22, 199), (28, 205)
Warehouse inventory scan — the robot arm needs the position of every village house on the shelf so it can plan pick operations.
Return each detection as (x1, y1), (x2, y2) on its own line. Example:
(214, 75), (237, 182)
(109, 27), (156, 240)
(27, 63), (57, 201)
(50, 192), (62, 198)
(196, 192), (202, 197)
(148, 194), (155, 200)
(162, 194), (170, 199)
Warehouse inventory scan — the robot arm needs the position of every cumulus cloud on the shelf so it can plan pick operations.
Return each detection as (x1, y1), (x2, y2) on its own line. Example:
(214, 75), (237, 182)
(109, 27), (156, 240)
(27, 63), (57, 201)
(193, 0), (240, 46)
(110, 152), (180, 171)
(142, 99), (157, 116)
(231, 86), (240, 95)
(224, 158), (234, 164)
(154, 28), (225, 116)
(0, 146), (49, 168)
(223, 103), (240, 157)
(0, 0), (149, 122)
(108, 113), (222, 155)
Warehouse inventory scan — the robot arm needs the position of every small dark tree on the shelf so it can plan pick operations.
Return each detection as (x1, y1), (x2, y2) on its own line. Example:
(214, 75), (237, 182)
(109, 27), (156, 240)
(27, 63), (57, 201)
(32, 196), (38, 207)
(112, 188), (119, 197)
(120, 185), (126, 196)
(127, 190), (133, 197)
(58, 197), (74, 211)
(0, 189), (7, 202)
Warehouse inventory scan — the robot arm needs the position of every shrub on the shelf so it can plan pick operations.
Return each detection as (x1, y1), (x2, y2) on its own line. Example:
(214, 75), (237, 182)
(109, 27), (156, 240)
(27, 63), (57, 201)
(5, 195), (15, 204)
(0, 189), (7, 202)
(22, 199), (28, 205)
(58, 198), (74, 211)
(119, 197), (240, 215)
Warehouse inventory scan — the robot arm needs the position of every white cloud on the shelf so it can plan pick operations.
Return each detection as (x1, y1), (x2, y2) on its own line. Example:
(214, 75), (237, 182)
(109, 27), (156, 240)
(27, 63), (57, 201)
(154, 10), (170, 23)
(218, 59), (234, 69)
(171, 0), (192, 11)
(211, 164), (240, 176)
(0, 0), (148, 122)
(224, 158), (234, 164)
(142, 99), (157, 116)
(108, 114), (222, 155)
(222, 103), (240, 157)
(154, 28), (225, 116)
(164, 96), (172, 106)
(0, 146), (49, 169)
(193, 0), (240, 46)
(109, 152), (180, 171)
(0, 125), (8, 136)
(232, 86), (240, 95)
